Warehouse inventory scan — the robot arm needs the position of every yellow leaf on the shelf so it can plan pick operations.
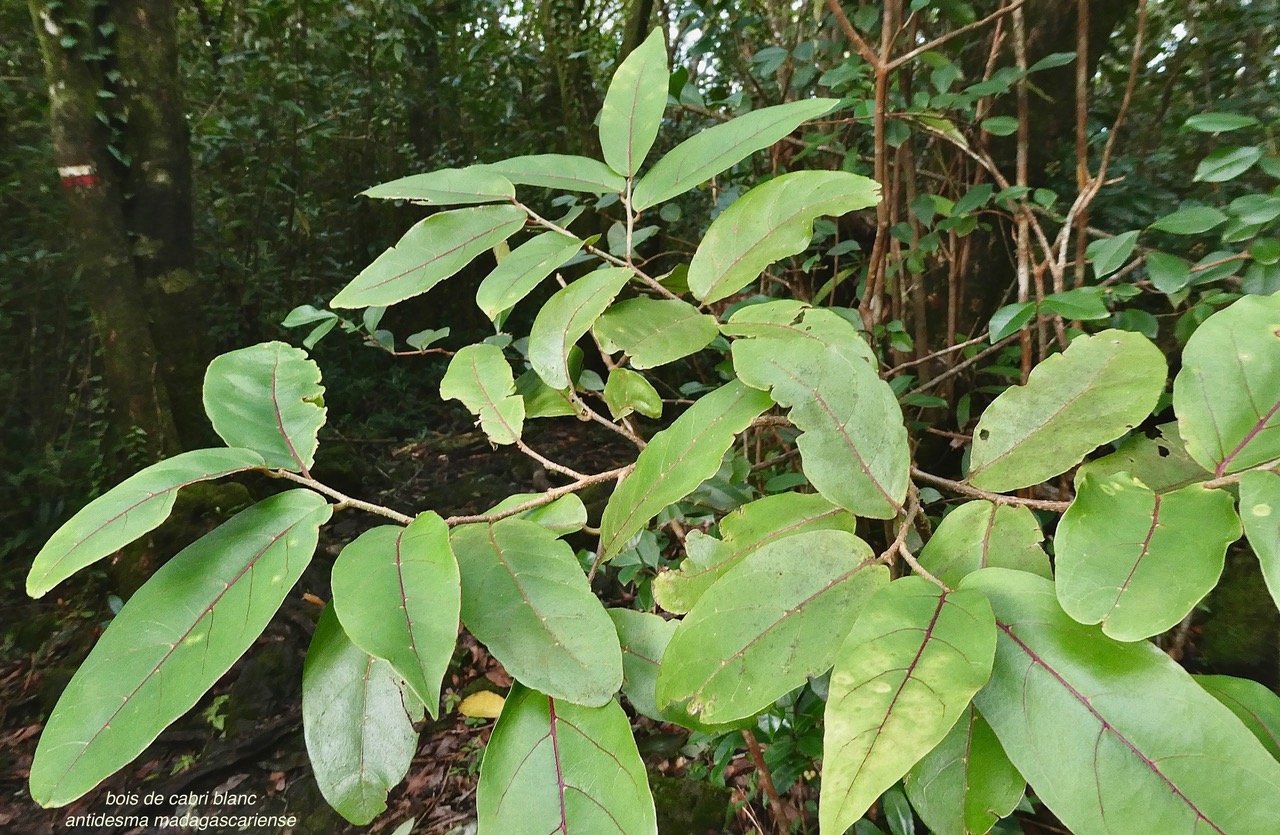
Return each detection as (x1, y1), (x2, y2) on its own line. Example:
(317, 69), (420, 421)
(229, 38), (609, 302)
(459, 691), (505, 719)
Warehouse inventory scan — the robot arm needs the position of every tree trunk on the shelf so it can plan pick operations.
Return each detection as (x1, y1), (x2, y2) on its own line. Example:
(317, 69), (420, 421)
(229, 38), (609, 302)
(539, 0), (602, 156)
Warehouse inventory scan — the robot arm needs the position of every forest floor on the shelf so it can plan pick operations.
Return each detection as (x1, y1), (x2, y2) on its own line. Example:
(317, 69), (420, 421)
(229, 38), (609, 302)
(0, 421), (775, 834)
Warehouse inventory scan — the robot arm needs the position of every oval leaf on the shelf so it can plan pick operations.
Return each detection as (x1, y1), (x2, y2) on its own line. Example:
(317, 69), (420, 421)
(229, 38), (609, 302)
(1075, 422), (1206, 494)
(917, 501), (1051, 588)
(1173, 293), (1280, 476)
(609, 608), (678, 722)
(330, 204), (526, 309)
(476, 686), (657, 834)
(1184, 112), (1260, 133)
(1194, 674), (1280, 760)
(452, 518), (622, 706)
(656, 530), (888, 724)
(362, 166), (515, 205)
(482, 154), (626, 194)
(631, 98), (839, 210)
(1239, 469), (1280, 611)
(598, 28), (667, 177)
(440, 344), (525, 445)
(331, 513), (461, 717)
(598, 380), (773, 562)
(733, 336), (908, 518)
(604, 367), (663, 420)
(475, 231), (584, 321)
(1086, 230), (1140, 279)
(528, 267), (631, 391)
(303, 604), (423, 825)
(1148, 205), (1228, 235)
(967, 331), (1167, 492)
(203, 342), (327, 472)
(820, 579), (997, 834)
(1055, 474), (1240, 641)
(29, 490), (331, 807)
(964, 568), (1280, 835)
(653, 492), (856, 615)
(688, 170), (880, 304)
(904, 706), (1025, 835)
(27, 447), (265, 598)
(1194, 145), (1263, 183)
(594, 297), (718, 369)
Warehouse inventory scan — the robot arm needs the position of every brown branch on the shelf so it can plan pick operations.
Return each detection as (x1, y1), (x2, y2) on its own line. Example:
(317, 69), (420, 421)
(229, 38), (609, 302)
(444, 465), (633, 527)
(911, 467), (1072, 512)
(271, 469), (415, 525)
(742, 730), (792, 834)
(888, 0), (1028, 71)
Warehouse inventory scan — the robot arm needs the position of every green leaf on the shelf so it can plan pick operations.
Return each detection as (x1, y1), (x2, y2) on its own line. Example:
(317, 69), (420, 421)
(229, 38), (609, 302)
(733, 336), (908, 518)
(657, 530), (888, 724)
(1173, 293), (1280, 475)
(599, 380), (773, 562)
(29, 491), (331, 807)
(1028, 51), (1076, 72)
(362, 166), (515, 205)
(988, 302), (1034, 341)
(688, 170), (880, 304)
(1038, 287), (1110, 320)
(1194, 674), (1280, 760)
(1148, 206), (1229, 235)
(1145, 251), (1193, 294)
(482, 154), (626, 194)
(967, 331), (1167, 492)
(821, 579), (997, 833)
(980, 116), (1018, 136)
(595, 297), (719, 369)
(440, 344), (525, 445)
(528, 267), (631, 390)
(27, 448), (265, 598)
(917, 501), (1051, 588)
(904, 706), (1024, 835)
(604, 367), (663, 419)
(631, 98), (839, 210)
(1194, 145), (1264, 183)
(303, 605), (423, 825)
(452, 519), (622, 706)
(653, 492), (856, 614)
(964, 569), (1280, 834)
(203, 341), (326, 472)
(1055, 474), (1240, 641)
(331, 205), (526, 308)
(476, 686), (656, 834)
(609, 609), (678, 722)
(331, 513), (460, 717)
(1086, 230), (1139, 279)
(515, 369), (578, 418)
(475, 232), (584, 321)
(1240, 470), (1280, 611)
(722, 302), (876, 363)
(1075, 422), (1207, 494)
(599, 28), (668, 177)
(1184, 112), (1260, 133)
(483, 493), (588, 537)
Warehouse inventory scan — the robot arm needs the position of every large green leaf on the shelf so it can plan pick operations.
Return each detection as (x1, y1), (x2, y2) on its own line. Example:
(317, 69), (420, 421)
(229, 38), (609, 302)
(604, 368), (663, 419)
(656, 530), (888, 725)
(631, 98), (839, 210)
(303, 605), (423, 825)
(528, 267), (631, 390)
(608, 609), (678, 722)
(1194, 674), (1280, 760)
(733, 336), (908, 519)
(203, 342), (326, 471)
(29, 490), (331, 807)
(27, 447), (265, 598)
(1239, 469), (1280, 610)
(688, 170), (880, 304)
(483, 493), (588, 537)
(476, 686), (656, 835)
(904, 706), (1024, 835)
(475, 231), (584, 321)
(1074, 422), (1207, 494)
(362, 166), (515, 205)
(820, 579), (996, 834)
(967, 331), (1167, 492)
(964, 568), (1280, 834)
(330, 205), (526, 308)
(482, 154), (626, 194)
(1173, 293), (1280, 476)
(1055, 474), (1240, 641)
(598, 28), (667, 177)
(721, 302), (875, 363)
(652, 492), (856, 614)
(452, 519), (622, 706)
(440, 344), (525, 445)
(331, 513), (460, 717)
(598, 380), (773, 562)
(917, 501), (1051, 588)
(594, 297), (719, 369)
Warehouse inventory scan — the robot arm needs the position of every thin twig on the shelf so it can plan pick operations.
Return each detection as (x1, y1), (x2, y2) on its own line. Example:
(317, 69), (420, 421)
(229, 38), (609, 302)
(888, 0), (1027, 70)
(907, 334), (1017, 395)
(912, 467), (1072, 512)
(271, 469), (415, 524)
(444, 466), (633, 527)
(742, 730), (791, 834)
